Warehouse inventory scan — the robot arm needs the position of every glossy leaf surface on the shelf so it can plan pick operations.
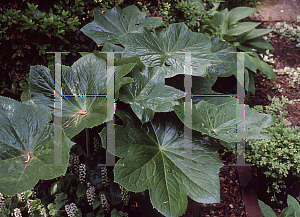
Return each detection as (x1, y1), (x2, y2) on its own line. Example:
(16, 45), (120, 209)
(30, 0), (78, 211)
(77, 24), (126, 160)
(0, 97), (74, 196)
(81, 5), (162, 45)
(174, 97), (275, 142)
(100, 110), (223, 217)
(119, 67), (185, 123)
(119, 23), (221, 78)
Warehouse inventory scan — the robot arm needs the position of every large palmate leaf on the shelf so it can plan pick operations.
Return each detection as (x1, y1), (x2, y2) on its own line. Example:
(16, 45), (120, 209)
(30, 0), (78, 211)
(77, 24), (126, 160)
(119, 22), (221, 78)
(0, 97), (74, 196)
(119, 67), (185, 123)
(100, 110), (223, 217)
(81, 5), (162, 45)
(173, 97), (275, 142)
(207, 36), (237, 79)
(30, 53), (135, 139)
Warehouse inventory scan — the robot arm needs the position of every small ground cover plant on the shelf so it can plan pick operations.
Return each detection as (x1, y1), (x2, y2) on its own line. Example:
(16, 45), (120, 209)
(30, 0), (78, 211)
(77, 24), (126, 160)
(246, 95), (300, 206)
(0, 4), (277, 217)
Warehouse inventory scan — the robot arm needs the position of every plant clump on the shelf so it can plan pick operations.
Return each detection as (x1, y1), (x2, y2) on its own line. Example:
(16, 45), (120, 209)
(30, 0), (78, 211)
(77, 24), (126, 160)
(246, 96), (300, 204)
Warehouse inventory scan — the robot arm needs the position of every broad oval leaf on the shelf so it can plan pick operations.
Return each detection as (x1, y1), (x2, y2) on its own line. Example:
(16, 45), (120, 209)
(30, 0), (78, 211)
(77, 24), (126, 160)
(226, 22), (260, 36)
(81, 5), (162, 45)
(245, 37), (275, 51)
(248, 54), (276, 81)
(30, 53), (135, 139)
(227, 7), (257, 26)
(238, 29), (272, 43)
(0, 97), (74, 196)
(280, 195), (300, 216)
(258, 200), (277, 217)
(119, 67), (185, 123)
(173, 98), (276, 142)
(100, 110), (223, 217)
(212, 9), (229, 35)
(119, 23), (221, 78)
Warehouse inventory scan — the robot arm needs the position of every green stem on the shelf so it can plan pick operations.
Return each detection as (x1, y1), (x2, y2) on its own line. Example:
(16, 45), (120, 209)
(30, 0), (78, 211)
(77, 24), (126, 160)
(85, 128), (89, 157)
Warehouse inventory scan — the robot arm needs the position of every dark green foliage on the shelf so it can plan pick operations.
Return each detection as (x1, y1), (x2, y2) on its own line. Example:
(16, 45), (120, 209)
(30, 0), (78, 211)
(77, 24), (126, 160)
(218, 0), (261, 11)
(0, 0), (123, 99)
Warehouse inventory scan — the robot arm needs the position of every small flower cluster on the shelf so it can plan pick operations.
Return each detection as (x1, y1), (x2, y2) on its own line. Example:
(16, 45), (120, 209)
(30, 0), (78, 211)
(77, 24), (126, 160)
(100, 194), (110, 212)
(101, 166), (108, 187)
(259, 49), (275, 64)
(123, 212), (129, 217)
(119, 185), (129, 205)
(65, 203), (78, 217)
(13, 208), (22, 217)
(27, 199), (35, 215)
(86, 183), (96, 205)
(69, 153), (80, 174)
(79, 163), (86, 183)
(29, 188), (36, 199)
(17, 193), (25, 202)
(273, 67), (300, 87)
(93, 136), (100, 152)
(266, 20), (300, 48)
(0, 193), (5, 213)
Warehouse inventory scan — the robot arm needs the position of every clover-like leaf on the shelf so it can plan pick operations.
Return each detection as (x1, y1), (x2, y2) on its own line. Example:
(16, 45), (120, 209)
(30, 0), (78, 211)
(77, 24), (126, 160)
(100, 110), (223, 217)
(30, 53), (135, 139)
(119, 23), (221, 78)
(119, 67), (185, 123)
(173, 97), (276, 142)
(0, 97), (74, 196)
(81, 5), (162, 45)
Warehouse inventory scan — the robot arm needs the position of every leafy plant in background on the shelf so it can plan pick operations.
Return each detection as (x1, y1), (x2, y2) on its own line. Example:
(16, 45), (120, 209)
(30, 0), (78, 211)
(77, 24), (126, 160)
(259, 195), (300, 217)
(0, 5), (276, 217)
(0, 0), (106, 98)
(246, 95), (300, 206)
(217, 0), (260, 11)
(205, 6), (276, 94)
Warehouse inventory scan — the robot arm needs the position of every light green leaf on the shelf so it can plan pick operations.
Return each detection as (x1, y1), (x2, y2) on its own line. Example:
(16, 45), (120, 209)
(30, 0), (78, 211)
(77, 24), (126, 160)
(258, 199), (277, 217)
(173, 98), (276, 142)
(239, 29), (272, 43)
(227, 7), (257, 26)
(119, 67), (185, 123)
(119, 23), (221, 78)
(244, 53), (257, 73)
(30, 53), (135, 139)
(226, 22), (260, 36)
(281, 195), (300, 216)
(100, 110), (223, 217)
(245, 37), (275, 51)
(0, 97), (74, 196)
(248, 55), (276, 81)
(213, 9), (229, 35)
(245, 69), (256, 94)
(81, 5), (162, 45)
